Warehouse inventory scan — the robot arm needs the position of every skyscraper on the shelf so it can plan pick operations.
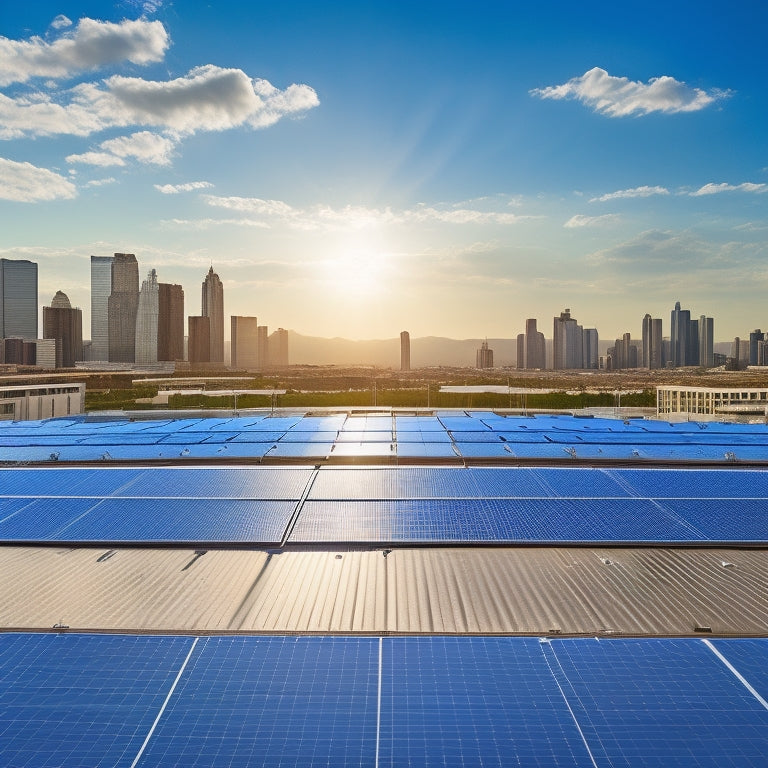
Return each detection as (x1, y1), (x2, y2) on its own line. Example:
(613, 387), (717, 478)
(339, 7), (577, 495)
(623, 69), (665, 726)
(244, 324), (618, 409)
(202, 266), (224, 364)
(231, 316), (259, 369)
(669, 301), (702, 367)
(257, 326), (269, 369)
(188, 316), (211, 365)
(524, 319), (546, 369)
(43, 291), (83, 368)
(135, 269), (159, 364)
(108, 253), (139, 363)
(582, 327), (599, 369)
(90, 255), (113, 361)
(476, 340), (493, 369)
(158, 283), (185, 362)
(699, 316), (714, 368)
(400, 331), (411, 371)
(553, 309), (583, 370)
(0, 258), (38, 340)
(642, 314), (663, 370)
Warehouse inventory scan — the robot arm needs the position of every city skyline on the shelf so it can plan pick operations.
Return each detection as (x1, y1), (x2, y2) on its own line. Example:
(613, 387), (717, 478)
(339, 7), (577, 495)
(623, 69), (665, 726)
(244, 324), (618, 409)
(1, 2), (767, 341)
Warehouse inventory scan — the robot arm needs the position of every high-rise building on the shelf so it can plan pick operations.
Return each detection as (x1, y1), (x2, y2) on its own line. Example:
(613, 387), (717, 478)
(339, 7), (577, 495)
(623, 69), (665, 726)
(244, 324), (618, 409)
(670, 301), (701, 367)
(188, 316), (211, 365)
(257, 326), (269, 369)
(135, 269), (159, 364)
(231, 316), (259, 369)
(108, 253), (139, 363)
(553, 309), (583, 370)
(0, 258), (38, 340)
(400, 331), (411, 371)
(748, 329), (763, 367)
(158, 283), (184, 362)
(201, 266), (224, 364)
(522, 319), (546, 370)
(699, 316), (714, 368)
(269, 328), (289, 368)
(90, 255), (113, 360)
(476, 340), (494, 369)
(43, 291), (83, 368)
(582, 328), (599, 370)
(642, 314), (663, 370)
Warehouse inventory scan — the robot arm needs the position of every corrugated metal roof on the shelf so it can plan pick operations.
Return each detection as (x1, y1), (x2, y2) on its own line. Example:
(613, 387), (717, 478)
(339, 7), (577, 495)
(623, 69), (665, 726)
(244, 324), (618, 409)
(1, 546), (765, 636)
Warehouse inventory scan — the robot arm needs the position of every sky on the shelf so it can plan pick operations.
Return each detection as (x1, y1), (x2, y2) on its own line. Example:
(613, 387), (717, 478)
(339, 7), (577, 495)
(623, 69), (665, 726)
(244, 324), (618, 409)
(1, 0), (766, 343)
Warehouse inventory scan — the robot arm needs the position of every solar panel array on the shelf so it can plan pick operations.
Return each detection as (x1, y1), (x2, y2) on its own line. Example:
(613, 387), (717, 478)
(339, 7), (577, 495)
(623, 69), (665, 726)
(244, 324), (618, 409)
(2, 633), (768, 767)
(1, 465), (767, 544)
(3, 411), (768, 462)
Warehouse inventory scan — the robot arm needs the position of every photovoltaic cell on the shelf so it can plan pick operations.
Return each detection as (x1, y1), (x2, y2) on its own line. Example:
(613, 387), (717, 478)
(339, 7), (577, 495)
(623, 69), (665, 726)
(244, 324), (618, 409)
(137, 636), (379, 767)
(710, 639), (768, 705)
(51, 498), (296, 543)
(0, 633), (196, 768)
(543, 637), (768, 767)
(0, 497), (100, 540)
(380, 637), (594, 767)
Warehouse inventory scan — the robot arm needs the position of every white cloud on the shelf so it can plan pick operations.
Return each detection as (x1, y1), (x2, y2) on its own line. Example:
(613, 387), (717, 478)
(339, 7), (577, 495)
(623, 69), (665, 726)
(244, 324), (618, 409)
(50, 15), (73, 31)
(564, 214), (619, 228)
(86, 177), (116, 187)
(66, 130), (175, 166)
(0, 18), (169, 86)
(590, 185), (670, 203)
(0, 66), (319, 139)
(0, 157), (77, 202)
(530, 67), (727, 117)
(201, 196), (532, 230)
(690, 182), (768, 196)
(155, 180), (214, 194)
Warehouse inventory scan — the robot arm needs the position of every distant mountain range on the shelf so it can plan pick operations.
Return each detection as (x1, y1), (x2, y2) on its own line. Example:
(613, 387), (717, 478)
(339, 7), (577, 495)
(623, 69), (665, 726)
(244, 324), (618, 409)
(286, 332), (739, 368)
(288, 332), (518, 368)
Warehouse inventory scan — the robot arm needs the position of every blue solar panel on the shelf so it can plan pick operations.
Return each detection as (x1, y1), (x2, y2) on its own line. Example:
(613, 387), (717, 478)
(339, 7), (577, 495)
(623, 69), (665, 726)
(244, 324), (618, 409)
(543, 637), (768, 767)
(112, 467), (312, 499)
(137, 636), (378, 767)
(613, 468), (768, 498)
(266, 442), (334, 458)
(309, 468), (483, 499)
(0, 497), (100, 540)
(710, 639), (768, 705)
(0, 468), (141, 496)
(661, 498), (768, 542)
(381, 637), (593, 767)
(289, 497), (706, 543)
(51, 498), (296, 543)
(395, 442), (459, 458)
(0, 633), (196, 768)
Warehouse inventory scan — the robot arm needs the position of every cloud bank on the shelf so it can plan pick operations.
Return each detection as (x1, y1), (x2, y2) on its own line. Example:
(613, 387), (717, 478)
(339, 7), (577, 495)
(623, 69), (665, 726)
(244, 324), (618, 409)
(590, 185), (669, 203)
(0, 158), (77, 202)
(531, 67), (727, 117)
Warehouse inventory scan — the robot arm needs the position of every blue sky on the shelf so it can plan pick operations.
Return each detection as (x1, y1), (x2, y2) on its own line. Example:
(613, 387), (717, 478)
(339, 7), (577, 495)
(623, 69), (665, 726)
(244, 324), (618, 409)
(1, 0), (766, 342)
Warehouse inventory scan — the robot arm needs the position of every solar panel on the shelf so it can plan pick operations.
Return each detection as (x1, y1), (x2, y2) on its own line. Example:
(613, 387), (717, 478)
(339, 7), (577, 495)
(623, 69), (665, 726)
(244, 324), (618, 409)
(137, 636), (379, 767)
(0, 633), (196, 768)
(380, 637), (593, 767)
(50, 498), (296, 543)
(543, 637), (768, 767)
(0, 497), (100, 540)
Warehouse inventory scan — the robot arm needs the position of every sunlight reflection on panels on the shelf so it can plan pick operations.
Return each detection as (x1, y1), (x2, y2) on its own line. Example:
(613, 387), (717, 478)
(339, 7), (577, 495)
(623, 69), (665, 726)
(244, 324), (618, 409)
(330, 442), (395, 457)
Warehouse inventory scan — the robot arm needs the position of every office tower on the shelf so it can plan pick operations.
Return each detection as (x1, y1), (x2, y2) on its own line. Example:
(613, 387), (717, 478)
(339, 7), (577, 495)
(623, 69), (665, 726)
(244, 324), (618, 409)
(748, 329), (763, 367)
(158, 283), (184, 362)
(108, 253), (139, 362)
(553, 309), (583, 369)
(669, 301), (701, 367)
(201, 266), (224, 364)
(400, 331), (411, 371)
(257, 326), (269, 369)
(135, 269), (159, 364)
(188, 316), (210, 365)
(42, 291), (83, 368)
(642, 314), (663, 369)
(476, 340), (493, 368)
(0, 258), (38, 340)
(516, 333), (525, 369)
(524, 319), (546, 370)
(90, 255), (113, 360)
(231, 316), (259, 369)
(699, 316), (714, 368)
(269, 328), (289, 367)
(583, 328), (599, 370)
(34, 338), (56, 368)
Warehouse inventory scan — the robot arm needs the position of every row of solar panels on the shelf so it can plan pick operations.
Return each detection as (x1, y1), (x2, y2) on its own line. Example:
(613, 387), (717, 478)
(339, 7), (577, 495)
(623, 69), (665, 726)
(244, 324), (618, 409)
(3, 412), (768, 462)
(1, 466), (766, 544)
(2, 633), (767, 767)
